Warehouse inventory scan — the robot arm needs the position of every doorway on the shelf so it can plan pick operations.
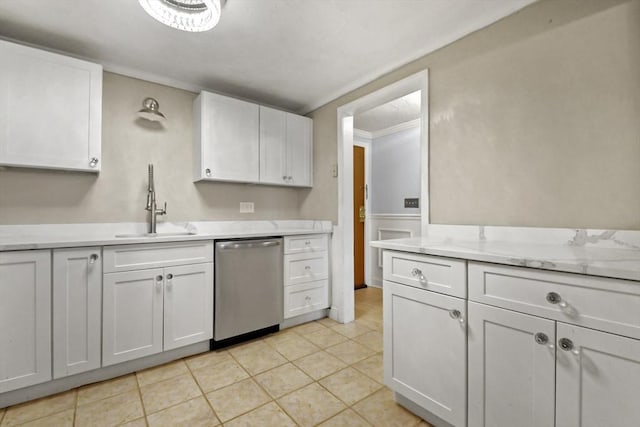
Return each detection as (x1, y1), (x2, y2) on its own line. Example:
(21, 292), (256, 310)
(331, 70), (429, 324)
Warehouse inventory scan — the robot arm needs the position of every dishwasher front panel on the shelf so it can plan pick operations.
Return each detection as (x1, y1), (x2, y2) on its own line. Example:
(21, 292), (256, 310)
(214, 238), (283, 341)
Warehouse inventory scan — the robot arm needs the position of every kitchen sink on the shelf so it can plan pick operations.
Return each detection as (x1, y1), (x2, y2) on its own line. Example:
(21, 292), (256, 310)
(115, 231), (198, 238)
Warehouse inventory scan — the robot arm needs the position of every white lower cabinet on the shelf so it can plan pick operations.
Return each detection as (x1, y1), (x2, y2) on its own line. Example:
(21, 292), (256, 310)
(103, 262), (213, 366)
(468, 302), (556, 427)
(555, 323), (640, 427)
(0, 250), (51, 393)
(53, 248), (102, 378)
(383, 280), (467, 427)
(283, 234), (329, 319)
(468, 261), (640, 427)
(103, 268), (164, 366)
(163, 263), (214, 351)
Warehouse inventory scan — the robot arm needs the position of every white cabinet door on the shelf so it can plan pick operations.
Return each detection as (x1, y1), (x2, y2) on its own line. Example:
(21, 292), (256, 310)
(103, 269), (164, 366)
(286, 113), (312, 187)
(163, 263), (213, 351)
(194, 91), (259, 182)
(468, 302), (556, 427)
(383, 280), (466, 427)
(556, 323), (640, 427)
(53, 248), (102, 378)
(0, 39), (102, 172)
(0, 250), (51, 393)
(259, 106), (287, 185)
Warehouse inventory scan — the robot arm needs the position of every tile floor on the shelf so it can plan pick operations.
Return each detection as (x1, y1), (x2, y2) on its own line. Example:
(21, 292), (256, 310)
(0, 287), (432, 427)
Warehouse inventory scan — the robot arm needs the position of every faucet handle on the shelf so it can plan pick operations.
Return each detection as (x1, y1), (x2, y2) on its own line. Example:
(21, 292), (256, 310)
(160, 202), (167, 215)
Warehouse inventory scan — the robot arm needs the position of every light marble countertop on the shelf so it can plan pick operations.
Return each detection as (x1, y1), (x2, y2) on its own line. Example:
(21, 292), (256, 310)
(371, 225), (640, 282)
(0, 220), (332, 251)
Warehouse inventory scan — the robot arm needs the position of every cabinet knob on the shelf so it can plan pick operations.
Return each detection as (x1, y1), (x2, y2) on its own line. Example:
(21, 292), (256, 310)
(166, 273), (173, 280)
(89, 157), (99, 168)
(449, 309), (465, 324)
(411, 268), (426, 283)
(558, 337), (579, 354)
(283, 176), (287, 181)
(534, 332), (549, 345)
(546, 292), (568, 308)
(89, 253), (99, 264)
(205, 168), (212, 177)
(305, 265), (311, 271)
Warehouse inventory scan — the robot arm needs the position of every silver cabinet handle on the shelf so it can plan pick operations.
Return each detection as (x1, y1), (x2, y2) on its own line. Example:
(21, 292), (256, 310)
(546, 292), (568, 308)
(155, 275), (163, 292)
(166, 273), (173, 280)
(411, 268), (426, 283)
(559, 337), (580, 355)
(449, 309), (465, 324)
(282, 175), (287, 181)
(89, 157), (99, 168)
(205, 168), (212, 177)
(89, 253), (99, 264)
(535, 332), (549, 345)
(166, 273), (173, 289)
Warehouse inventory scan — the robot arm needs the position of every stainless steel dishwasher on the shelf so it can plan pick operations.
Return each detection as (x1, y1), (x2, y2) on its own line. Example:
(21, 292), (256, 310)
(212, 237), (283, 347)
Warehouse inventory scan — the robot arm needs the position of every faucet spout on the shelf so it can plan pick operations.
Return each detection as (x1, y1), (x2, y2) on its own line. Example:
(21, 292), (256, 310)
(144, 164), (166, 234)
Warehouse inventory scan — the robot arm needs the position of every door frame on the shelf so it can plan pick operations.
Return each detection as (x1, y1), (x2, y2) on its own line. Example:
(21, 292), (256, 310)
(331, 69), (429, 323)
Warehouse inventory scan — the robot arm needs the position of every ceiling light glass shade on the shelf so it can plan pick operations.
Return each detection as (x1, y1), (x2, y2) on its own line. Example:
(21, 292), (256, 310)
(138, 0), (222, 32)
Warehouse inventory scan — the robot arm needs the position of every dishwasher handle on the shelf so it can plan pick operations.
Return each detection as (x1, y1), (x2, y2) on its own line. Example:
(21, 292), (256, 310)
(217, 240), (281, 250)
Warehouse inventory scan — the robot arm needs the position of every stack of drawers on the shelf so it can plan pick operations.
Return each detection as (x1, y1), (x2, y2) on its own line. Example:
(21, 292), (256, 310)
(283, 234), (329, 319)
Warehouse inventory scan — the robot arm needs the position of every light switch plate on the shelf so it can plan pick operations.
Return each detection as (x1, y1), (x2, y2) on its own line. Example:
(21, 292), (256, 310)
(239, 202), (254, 213)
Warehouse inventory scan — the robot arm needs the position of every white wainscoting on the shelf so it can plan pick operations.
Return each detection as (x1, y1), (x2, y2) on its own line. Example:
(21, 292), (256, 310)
(366, 214), (421, 287)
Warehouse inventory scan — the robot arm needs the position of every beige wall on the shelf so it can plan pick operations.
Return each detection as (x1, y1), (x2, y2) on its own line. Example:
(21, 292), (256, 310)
(301, 0), (640, 230)
(0, 72), (301, 224)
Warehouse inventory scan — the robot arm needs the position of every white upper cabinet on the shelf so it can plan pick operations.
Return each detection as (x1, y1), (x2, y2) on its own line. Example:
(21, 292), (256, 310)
(194, 92), (312, 186)
(0, 40), (102, 172)
(193, 91), (260, 183)
(260, 106), (313, 187)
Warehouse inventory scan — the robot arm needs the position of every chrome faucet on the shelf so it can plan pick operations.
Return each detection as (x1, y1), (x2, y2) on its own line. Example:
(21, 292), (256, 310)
(145, 164), (166, 234)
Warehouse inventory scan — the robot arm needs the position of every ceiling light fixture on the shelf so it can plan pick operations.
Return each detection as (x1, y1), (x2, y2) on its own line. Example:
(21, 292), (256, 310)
(138, 0), (222, 32)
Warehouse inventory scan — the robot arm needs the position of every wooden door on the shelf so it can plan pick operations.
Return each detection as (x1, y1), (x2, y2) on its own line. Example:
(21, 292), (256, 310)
(383, 280), (467, 427)
(53, 247), (102, 378)
(353, 145), (366, 288)
(468, 302), (556, 427)
(556, 323), (640, 427)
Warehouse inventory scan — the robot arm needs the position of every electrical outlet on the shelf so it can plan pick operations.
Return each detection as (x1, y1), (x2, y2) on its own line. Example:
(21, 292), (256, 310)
(239, 202), (254, 213)
(404, 198), (419, 208)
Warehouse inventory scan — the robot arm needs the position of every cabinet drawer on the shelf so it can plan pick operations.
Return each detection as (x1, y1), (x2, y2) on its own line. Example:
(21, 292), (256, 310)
(284, 234), (328, 254)
(103, 241), (213, 273)
(383, 251), (467, 298)
(284, 280), (329, 319)
(284, 252), (328, 285)
(469, 262), (640, 340)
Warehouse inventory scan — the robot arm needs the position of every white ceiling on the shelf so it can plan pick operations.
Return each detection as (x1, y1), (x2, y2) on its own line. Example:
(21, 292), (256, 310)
(355, 90), (421, 133)
(0, 0), (536, 114)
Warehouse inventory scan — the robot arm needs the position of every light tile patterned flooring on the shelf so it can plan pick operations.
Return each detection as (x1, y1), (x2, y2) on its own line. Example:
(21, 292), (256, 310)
(0, 287), (432, 426)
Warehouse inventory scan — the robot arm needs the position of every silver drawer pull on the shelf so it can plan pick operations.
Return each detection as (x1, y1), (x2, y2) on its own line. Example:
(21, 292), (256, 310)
(89, 253), (99, 264)
(559, 337), (580, 355)
(411, 268), (426, 283)
(449, 309), (465, 324)
(535, 332), (549, 345)
(546, 292), (568, 308)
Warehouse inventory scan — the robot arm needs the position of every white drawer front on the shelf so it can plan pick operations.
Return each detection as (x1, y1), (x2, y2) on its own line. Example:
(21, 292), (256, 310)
(469, 262), (640, 340)
(285, 252), (329, 285)
(103, 241), (214, 273)
(284, 234), (328, 254)
(284, 280), (329, 319)
(383, 251), (467, 298)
